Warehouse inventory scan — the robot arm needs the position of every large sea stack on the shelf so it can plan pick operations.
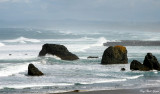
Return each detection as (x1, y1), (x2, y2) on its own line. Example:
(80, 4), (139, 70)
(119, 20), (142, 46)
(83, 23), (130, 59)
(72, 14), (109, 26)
(28, 64), (43, 76)
(101, 45), (128, 64)
(130, 53), (160, 71)
(39, 44), (79, 60)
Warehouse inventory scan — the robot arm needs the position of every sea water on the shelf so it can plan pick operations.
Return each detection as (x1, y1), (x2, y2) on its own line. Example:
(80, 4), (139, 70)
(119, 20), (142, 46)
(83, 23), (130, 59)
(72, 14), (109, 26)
(0, 28), (160, 94)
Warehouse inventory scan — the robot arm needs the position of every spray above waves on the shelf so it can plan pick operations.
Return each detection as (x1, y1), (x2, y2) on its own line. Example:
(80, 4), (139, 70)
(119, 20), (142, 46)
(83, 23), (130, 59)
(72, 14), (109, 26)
(66, 37), (108, 52)
(3, 37), (41, 43)
(0, 62), (39, 77)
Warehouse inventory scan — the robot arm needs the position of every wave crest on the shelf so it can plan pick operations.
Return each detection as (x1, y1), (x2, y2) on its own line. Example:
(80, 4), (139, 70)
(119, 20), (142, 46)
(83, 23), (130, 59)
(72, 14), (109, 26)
(0, 42), (5, 47)
(3, 37), (41, 43)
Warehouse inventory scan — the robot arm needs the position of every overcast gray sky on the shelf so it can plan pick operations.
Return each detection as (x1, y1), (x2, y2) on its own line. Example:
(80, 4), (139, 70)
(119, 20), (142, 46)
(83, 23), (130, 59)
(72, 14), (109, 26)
(0, 0), (160, 28)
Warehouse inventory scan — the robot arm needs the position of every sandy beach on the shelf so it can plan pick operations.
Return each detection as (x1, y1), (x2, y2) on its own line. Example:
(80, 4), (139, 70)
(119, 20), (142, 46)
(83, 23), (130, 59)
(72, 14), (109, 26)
(53, 87), (160, 94)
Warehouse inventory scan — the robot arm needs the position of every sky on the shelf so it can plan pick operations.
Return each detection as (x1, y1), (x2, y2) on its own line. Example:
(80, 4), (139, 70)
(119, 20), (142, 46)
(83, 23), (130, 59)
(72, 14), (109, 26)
(0, 0), (160, 29)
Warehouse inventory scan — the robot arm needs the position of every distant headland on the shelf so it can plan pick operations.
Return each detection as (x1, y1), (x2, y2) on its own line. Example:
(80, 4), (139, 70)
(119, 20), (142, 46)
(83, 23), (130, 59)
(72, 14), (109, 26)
(103, 40), (160, 46)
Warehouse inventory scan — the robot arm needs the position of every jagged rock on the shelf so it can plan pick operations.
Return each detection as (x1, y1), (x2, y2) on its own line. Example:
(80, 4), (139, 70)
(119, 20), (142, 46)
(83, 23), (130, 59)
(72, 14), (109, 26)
(28, 64), (43, 76)
(87, 56), (99, 58)
(143, 53), (160, 70)
(101, 45), (128, 64)
(39, 44), (79, 61)
(130, 53), (160, 71)
(130, 60), (149, 71)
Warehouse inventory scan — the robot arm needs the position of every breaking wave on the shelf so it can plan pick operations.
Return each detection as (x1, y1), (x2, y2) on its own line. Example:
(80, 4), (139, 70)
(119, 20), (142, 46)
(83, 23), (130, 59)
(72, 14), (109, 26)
(0, 42), (5, 47)
(3, 37), (41, 43)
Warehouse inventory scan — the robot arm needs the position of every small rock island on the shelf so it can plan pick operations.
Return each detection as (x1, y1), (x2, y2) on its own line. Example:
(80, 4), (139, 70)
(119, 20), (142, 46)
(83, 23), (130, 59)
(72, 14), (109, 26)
(39, 44), (79, 61)
(101, 45), (128, 64)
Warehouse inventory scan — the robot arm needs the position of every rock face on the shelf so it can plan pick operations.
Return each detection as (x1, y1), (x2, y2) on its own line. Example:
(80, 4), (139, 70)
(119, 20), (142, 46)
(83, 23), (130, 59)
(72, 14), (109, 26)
(28, 64), (43, 76)
(101, 45), (128, 64)
(130, 60), (149, 71)
(143, 53), (160, 70)
(39, 44), (79, 60)
(130, 53), (160, 71)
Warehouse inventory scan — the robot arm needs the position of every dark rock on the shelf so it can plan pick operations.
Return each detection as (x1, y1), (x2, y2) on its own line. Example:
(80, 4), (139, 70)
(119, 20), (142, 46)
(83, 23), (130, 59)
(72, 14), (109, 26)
(39, 44), (79, 61)
(87, 56), (99, 58)
(143, 53), (160, 70)
(73, 90), (80, 92)
(28, 64), (43, 76)
(130, 60), (149, 71)
(121, 68), (126, 71)
(101, 45), (128, 64)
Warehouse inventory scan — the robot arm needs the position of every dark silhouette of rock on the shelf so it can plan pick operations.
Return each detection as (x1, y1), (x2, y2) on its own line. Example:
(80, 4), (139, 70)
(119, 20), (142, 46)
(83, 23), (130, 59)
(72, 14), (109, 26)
(28, 64), (43, 76)
(101, 45), (128, 64)
(130, 53), (160, 71)
(121, 68), (126, 71)
(87, 56), (99, 58)
(143, 53), (160, 70)
(130, 60), (149, 71)
(39, 44), (79, 61)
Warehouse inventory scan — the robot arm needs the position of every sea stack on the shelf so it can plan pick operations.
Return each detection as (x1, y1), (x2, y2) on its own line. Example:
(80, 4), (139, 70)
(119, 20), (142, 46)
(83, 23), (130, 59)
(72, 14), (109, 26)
(28, 64), (44, 76)
(39, 44), (79, 61)
(130, 60), (149, 71)
(130, 53), (160, 71)
(101, 45), (128, 64)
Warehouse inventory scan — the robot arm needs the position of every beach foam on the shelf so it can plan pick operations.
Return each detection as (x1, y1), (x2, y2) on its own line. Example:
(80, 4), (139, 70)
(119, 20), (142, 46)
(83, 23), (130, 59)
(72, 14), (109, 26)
(124, 75), (144, 79)
(0, 83), (73, 89)
(79, 79), (127, 85)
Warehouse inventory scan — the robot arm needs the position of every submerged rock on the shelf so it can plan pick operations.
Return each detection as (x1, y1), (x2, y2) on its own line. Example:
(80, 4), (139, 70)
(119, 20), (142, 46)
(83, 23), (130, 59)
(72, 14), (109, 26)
(121, 68), (126, 71)
(28, 64), (43, 76)
(39, 44), (79, 61)
(130, 60), (149, 71)
(101, 45), (128, 64)
(143, 53), (160, 70)
(87, 56), (99, 58)
(130, 53), (160, 71)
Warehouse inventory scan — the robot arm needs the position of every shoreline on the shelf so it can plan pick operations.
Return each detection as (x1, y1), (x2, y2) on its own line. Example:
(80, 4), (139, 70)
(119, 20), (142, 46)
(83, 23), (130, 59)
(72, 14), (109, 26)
(51, 87), (160, 94)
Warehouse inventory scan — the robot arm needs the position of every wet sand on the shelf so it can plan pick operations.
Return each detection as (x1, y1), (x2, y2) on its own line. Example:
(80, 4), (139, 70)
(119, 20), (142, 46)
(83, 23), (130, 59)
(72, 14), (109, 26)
(52, 87), (160, 94)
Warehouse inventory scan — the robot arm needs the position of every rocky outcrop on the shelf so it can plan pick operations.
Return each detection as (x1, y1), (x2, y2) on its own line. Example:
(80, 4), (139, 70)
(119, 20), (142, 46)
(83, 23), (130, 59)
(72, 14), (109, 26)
(28, 64), (43, 76)
(143, 53), (160, 70)
(39, 44), (79, 61)
(101, 45), (128, 64)
(130, 60), (149, 71)
(130, 53), (160, 71)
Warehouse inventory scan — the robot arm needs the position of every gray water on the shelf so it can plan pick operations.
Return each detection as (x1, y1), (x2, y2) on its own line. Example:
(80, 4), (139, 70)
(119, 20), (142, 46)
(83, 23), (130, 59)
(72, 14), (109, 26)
(0, 28), (160, 94)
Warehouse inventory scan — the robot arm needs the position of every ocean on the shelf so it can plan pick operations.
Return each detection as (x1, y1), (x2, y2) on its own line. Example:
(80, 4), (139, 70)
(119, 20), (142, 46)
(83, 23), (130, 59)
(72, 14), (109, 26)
(0, 28), (160, 94)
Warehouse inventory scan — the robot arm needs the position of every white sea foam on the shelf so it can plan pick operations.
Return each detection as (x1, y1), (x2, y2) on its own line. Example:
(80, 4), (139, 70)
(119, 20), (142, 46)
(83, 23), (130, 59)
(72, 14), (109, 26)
(124, 75), (143, 79)
(80, 79), (126, 85)
(0, 83), (73, 89)
(66, 37), (107, 52)
(45, 54), (61, 60)
(0, 63), (29, 77)
(0, 62), (39, 77)
(0, 42), (5, 47)
(3, 36), (41, 43)
(0, 64), (28, 77)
